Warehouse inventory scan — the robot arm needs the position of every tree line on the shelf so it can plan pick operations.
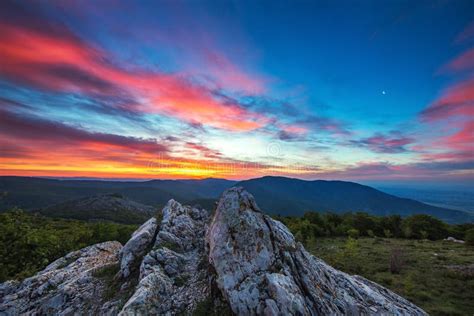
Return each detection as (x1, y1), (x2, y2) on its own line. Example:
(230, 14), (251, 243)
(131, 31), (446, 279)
(274, 212), (474, 244)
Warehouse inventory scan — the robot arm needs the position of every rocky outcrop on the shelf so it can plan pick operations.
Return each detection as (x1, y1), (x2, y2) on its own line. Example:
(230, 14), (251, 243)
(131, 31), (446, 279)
(0, 241), (122, 315)
(208, 187), (426, 315)
(0, 188), (427, 315)
(120, 199), (211, 314)
(119, 217), (158, 279)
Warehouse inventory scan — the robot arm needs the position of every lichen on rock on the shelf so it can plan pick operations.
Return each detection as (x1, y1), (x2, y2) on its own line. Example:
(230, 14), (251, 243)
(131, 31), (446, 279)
(208, 187), (427, 315)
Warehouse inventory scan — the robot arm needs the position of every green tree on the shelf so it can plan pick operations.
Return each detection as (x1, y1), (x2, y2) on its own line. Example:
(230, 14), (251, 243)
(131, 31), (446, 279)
(347, 228), (360, 239)
(0, 210), (137, 282)
(402, 215), (448, 240)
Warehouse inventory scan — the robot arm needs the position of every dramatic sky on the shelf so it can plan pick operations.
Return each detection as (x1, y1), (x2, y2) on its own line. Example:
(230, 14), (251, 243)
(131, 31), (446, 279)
(0, 0), (473, 185)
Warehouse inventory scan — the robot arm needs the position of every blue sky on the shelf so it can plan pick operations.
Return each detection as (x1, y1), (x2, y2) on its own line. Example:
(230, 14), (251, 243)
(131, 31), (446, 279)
(0, 0), (473, 185)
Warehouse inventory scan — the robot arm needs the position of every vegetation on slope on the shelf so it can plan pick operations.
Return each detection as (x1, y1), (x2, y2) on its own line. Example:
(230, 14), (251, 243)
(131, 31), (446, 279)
(275, 212), (474, 315)
(306, 237), (474, 316)
(38, 193), (155, 224)
(0, 210), (137, 282)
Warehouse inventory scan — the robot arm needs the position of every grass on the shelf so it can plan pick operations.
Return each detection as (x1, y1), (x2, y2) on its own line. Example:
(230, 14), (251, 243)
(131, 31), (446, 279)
(305, 237), (474, 316)
(92, 262), (137, 308)
(92, 263), (121, 301)
(193, 296), (233, 316)
(156, 241), (181, 252)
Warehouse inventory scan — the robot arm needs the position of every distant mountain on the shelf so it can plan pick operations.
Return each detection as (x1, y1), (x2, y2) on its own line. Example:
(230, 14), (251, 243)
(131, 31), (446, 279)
(0, 176), (235, 211)
(376, 186), (474, 213)
(37, 194), (155, 224)
(1, 176), (472, 224)
(236, 176), (474, 224)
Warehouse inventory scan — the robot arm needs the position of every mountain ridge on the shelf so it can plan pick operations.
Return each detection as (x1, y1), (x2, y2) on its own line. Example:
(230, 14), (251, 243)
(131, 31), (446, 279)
(37, 194), (155, 224)
(236, 176), (473, 223)
(1, 176), (472, 223)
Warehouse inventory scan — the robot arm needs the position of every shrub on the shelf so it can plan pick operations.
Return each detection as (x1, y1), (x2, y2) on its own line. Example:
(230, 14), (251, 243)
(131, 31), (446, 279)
(389, 247), (405, 274)
(347, 228), (360, 239)
(465, 228), (474, 246)
(402, 215), (448, 240)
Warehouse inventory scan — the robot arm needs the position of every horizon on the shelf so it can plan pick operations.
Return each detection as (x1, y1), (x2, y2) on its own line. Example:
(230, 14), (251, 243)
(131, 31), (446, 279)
(3, 174), (474, 191)
(1, 1), (473, 186)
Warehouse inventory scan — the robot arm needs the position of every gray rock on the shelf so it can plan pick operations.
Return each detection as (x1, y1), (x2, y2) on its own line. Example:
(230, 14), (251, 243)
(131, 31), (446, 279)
(119, 217), (158, 279)
(207, 187), (427, 315)
(120, 199), (211, 315)
(444, 236), (465, 244)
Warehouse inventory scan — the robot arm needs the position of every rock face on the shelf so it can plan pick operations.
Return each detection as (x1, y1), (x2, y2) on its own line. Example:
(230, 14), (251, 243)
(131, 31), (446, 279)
(0, 188), (427, 315)
(120, 199), (211, 314)
(208, 187), (426, 315)
(119, 217), (158, 279)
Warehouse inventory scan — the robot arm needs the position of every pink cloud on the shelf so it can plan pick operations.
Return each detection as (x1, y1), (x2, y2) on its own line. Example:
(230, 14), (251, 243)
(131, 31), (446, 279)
(351, 133), (414, 153)
(419, 41), (474, 167)
(202, 49), (266, 94)
(442, 48), (474, 73)
(0, 21), (269, 132)
(421, 77), (474, 122)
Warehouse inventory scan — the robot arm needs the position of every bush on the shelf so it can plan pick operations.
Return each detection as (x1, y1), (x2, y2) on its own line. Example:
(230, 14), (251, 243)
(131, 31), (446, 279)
(276, 211), (456, 243)
(347, 228), (360, 239)
(389, 247), (405, 274)
(465, 228), (474, 246)
(402, 215), (448, 240)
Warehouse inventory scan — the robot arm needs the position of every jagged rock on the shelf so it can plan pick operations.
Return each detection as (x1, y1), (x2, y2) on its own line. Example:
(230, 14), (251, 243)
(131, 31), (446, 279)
(119, 217), (158, 279)
(120, 199), (211, 315)
(0, 188), (427, 315)
(207, 187), (427, 315)
(0, 241), (122, 315)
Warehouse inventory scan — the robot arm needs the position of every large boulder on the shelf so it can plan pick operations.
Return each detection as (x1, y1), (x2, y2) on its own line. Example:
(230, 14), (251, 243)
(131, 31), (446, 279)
(207, 187), (427, 315)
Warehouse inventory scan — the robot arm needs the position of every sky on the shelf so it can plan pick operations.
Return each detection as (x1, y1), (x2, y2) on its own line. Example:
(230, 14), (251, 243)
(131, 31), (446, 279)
(0, 0), (473, 186)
